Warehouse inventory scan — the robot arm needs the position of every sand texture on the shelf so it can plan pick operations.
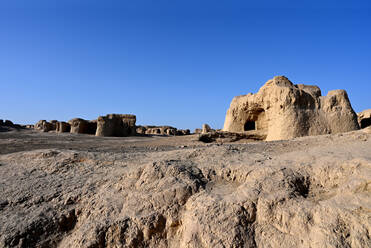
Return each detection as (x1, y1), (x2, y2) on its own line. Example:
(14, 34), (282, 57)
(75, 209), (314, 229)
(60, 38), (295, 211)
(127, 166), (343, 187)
(0, 128), (370, 247)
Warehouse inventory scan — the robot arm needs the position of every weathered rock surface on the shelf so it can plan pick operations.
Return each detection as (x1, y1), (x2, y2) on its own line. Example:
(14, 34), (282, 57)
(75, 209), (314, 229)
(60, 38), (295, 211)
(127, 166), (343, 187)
(95, 114), (136, 137)
(68, 118), (96, 135)
(223, 76), (360, 141)
(0, 128), (370, 247)
(358, 109), (371, 129)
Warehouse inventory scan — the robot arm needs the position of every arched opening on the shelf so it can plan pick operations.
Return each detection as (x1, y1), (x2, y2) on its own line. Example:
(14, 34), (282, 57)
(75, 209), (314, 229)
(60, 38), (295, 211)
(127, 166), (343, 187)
(244, 121), (256, 131)
(360, 118), (371, 129)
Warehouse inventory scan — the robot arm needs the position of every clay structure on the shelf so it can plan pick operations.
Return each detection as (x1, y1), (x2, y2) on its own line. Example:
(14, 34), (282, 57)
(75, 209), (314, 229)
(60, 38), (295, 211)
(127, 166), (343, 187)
(358, 109), (371, 129)
(95, 114), (136, 137)
(223, 76), (360, 141)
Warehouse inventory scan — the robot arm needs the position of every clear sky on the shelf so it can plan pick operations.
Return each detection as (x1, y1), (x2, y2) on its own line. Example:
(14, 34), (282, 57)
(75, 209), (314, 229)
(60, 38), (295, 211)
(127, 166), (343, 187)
(1, 1), (370, 130)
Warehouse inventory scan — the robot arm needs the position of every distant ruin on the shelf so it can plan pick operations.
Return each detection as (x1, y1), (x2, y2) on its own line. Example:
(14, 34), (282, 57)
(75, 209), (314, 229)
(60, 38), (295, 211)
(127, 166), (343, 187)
(0, 119), (23, 132)
(35, 120), (54, 132)
(223, 76), (360, 141)
(69, 118), (97, 135)
(35, 114), (135, 137)
(56, 121), (70, 133)
(136, 125), (190, 136)
(96, 114), (136, 137)
(34, 114), (191, 137)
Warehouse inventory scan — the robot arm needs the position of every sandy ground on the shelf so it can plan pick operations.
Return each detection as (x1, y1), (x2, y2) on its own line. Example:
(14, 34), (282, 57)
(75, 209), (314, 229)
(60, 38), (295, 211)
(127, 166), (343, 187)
(0, 128), (370, 247)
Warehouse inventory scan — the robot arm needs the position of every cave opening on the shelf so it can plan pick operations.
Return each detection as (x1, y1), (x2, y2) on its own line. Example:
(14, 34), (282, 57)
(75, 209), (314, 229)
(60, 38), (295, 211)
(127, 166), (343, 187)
(244, 121), (256, 131)
(360, 118), (371, 129)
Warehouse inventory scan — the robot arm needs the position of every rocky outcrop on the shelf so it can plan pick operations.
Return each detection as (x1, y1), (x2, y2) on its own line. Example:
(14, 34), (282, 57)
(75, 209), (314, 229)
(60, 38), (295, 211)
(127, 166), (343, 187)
(68, 118), (96, 135)
(95, 114), (136, 137)
(56, 122), (71, 133)
(358, 109), (371, 129)
(223, 76), (360, 141)
(34, 120), (54, 132)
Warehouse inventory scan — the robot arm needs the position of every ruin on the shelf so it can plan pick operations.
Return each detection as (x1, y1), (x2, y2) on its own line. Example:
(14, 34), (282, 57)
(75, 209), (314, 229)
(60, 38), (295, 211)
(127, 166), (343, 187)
(358, 109), (371, 129)
(34, 120), (54, 132)
(95, 114), (136, 137)
(68, 118), (96, 135)
(56, 121), (71, 133)
(136, 125), (190, 136)
(223, 76), (360, 141)
(0, 119), (25, 131)
(202, 124), (212, 133)
(34, 114), (191, 137)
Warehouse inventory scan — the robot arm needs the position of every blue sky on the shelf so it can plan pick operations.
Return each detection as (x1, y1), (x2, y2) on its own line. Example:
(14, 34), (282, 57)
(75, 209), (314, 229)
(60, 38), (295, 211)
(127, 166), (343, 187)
(1, 1), (370, 129)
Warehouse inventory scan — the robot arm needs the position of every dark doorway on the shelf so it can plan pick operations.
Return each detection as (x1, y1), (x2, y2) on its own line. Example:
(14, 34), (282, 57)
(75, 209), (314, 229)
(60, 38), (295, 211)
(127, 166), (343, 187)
(244, 121), (255, 131)
(360, 118), (371, 129)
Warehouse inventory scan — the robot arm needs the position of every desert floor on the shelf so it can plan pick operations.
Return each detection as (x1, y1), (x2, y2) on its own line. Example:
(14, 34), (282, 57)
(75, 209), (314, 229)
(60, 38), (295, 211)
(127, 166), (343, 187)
(1, 128), (370, 247)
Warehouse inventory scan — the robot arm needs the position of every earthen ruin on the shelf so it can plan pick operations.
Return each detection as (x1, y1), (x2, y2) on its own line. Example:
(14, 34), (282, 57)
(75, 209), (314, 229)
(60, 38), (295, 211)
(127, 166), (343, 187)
(34, 114), (191, 137)
(68, 118), (97, 135)
(95, 114), (136, 137)
(35, 120), (54, 132)
(223, 76), (360, 141)
(358, 109), (371, 129)
(136, 125), (190, 136)
(56, 121), (71, 133)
